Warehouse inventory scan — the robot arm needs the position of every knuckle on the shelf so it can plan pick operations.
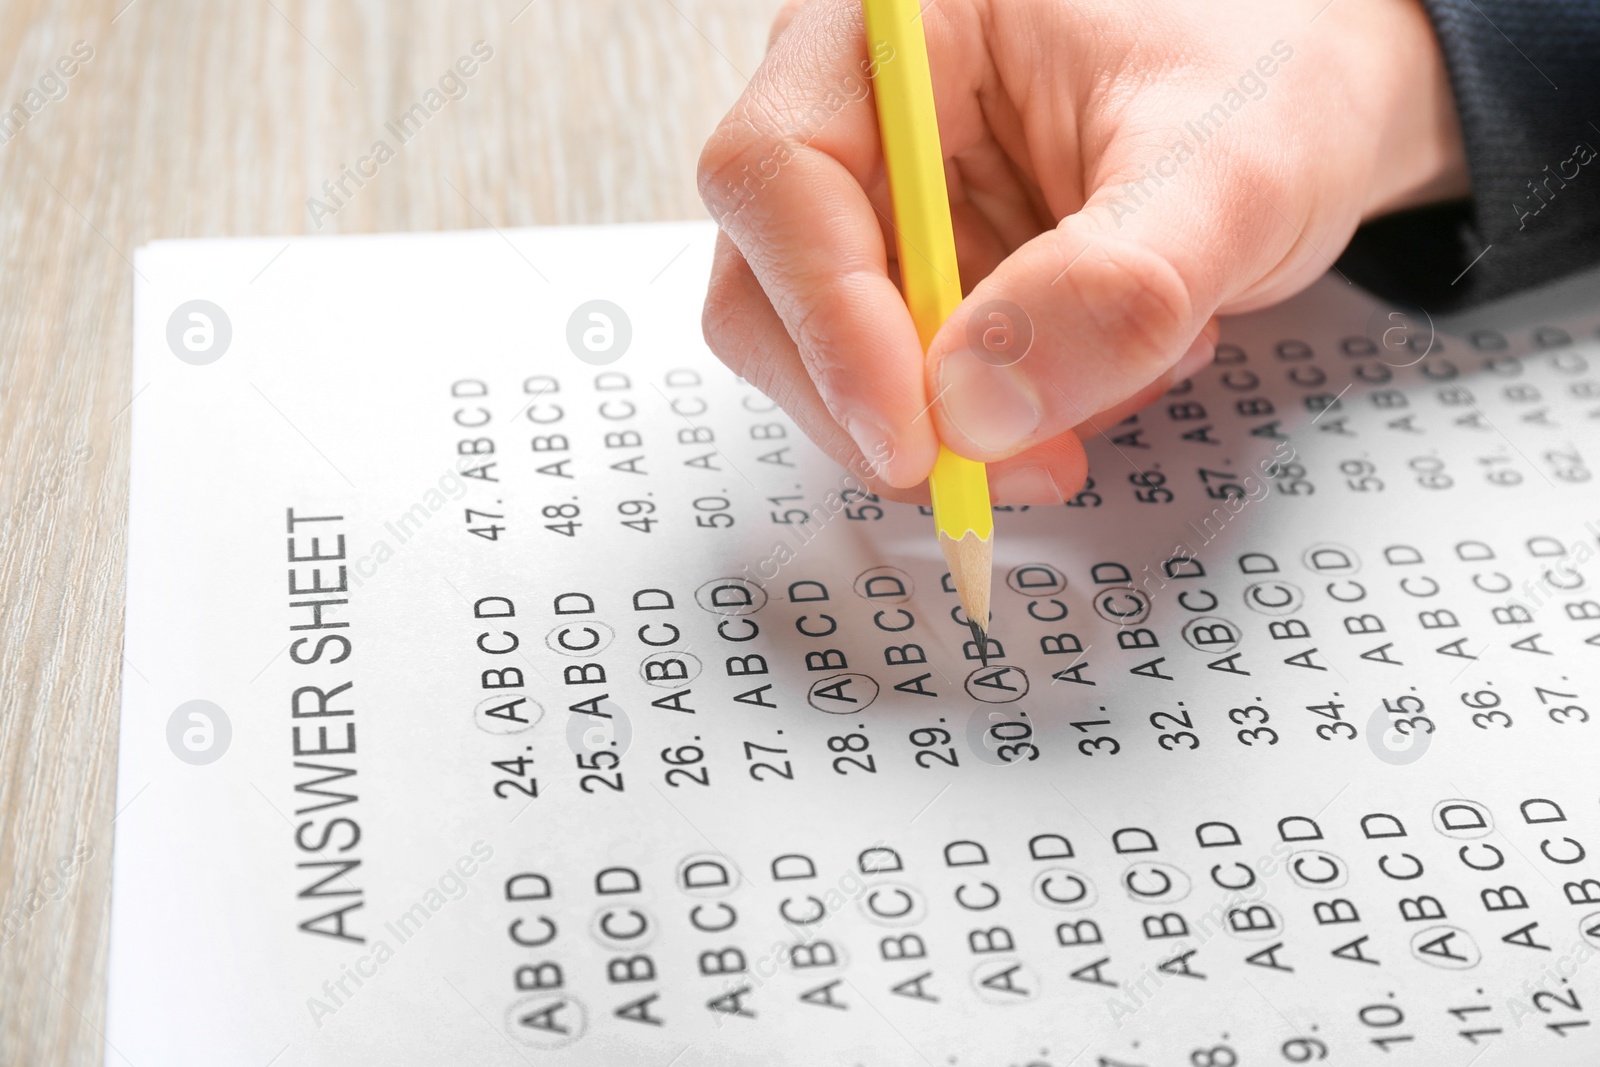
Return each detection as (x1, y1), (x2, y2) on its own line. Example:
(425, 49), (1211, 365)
(1076, 237), (1195, 375)
(699, 276), (805, 418)
(697, 119), (767, 222)
(700, 274), (756, 377)
(784, 293), (828, 359)
(766, 0), (809, 49)
(784, 294), (851, 405)
(1224, 142), (1294, 210)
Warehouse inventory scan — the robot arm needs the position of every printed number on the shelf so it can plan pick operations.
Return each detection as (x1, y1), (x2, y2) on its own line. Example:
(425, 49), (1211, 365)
(1150, 708), (1199, 751)
(1306, 699), (1356, 740)
(1130, 470), (1174, 504)
(1190, 1046), (1237, 1067)
(1461, 688), (1512, 730)
(1197, 468), (1244, 500)
(1071, 719), (1120, 756)
(1533, 986), (1583, 1013)
(576, 750), (623, 793)
(743, 740), (794, 781)
(1228, 704), (1279, 746)
(465, 508), (504, 541)
(1065, 475), (1102, 508)
(769, 494), (810, 525)
(543, 501), (581, 537)
(491, 755), (538, 800)
(909, 726), (959, 768)
(1340, 458), (1384, 492)
(661, 745), (709, 787)
(1383, 694), (1434, 735)
(1545, 448), (1592, 483)
(1281, 1036), (1329, 1061)
(1542, 447), (1593, 483)
(1267, 459), (1315, 495)
(493, 778), (537, 799)
(1359, 1002), (1413, 1050)
(842, 486), (885, 520)
(693, 495), (734, 528)
(1479, 454), (1523, 486)
(1409, 454), (1454, 490)
(987, 720), (1040, 762)
(617, 498), (657, 533)
(664, 766), (709, 787)
(1535, 686), (1590, 724)
(828, 732), (877, 775)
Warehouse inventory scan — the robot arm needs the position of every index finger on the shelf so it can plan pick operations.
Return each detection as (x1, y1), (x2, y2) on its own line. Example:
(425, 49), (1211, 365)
(697, 0), (951, 488)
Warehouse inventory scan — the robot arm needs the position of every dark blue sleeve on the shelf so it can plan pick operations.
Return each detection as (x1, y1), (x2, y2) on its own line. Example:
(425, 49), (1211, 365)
(1336, 0), (1600, 309)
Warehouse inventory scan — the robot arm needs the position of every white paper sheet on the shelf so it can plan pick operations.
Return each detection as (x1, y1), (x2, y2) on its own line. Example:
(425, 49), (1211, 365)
(110, 220), (1600, 1066)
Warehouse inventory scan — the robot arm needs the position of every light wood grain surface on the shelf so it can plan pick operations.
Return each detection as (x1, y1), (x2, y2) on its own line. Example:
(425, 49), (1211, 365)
(0, 2), (769, 1061)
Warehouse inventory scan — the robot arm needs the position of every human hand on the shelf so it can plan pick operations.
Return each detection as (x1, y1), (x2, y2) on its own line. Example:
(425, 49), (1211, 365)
(698, 0), (1468, 503)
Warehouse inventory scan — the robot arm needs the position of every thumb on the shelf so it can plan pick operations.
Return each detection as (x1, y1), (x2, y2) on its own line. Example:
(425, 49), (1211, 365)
(925, 156), (1286, 461)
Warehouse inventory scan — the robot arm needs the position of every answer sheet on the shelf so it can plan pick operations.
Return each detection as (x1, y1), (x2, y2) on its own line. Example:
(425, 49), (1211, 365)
(112, 221), (1600, 1066)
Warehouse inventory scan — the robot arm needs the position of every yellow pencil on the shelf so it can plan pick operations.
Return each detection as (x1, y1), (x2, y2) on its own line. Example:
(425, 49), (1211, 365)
(861, 0), (995, 661)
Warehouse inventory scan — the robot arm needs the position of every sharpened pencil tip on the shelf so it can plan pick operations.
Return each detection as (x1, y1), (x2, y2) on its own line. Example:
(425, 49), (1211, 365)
(968, 618), (989, 666)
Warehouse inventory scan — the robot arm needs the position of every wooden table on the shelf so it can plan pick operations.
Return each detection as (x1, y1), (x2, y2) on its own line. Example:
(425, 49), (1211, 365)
(0, 2), (768, 1061)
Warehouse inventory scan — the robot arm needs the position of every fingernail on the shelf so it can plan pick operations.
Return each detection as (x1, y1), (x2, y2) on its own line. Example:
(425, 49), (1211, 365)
(991, 465), (1063, 505)
(938, 347), (1042, 454)
(1171, 334), (1215, 384)
(844, 414), (896, 480)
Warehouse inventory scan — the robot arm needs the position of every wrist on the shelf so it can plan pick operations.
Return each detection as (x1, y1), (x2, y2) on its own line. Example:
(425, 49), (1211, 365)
(1349, 0), (1471, 218)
